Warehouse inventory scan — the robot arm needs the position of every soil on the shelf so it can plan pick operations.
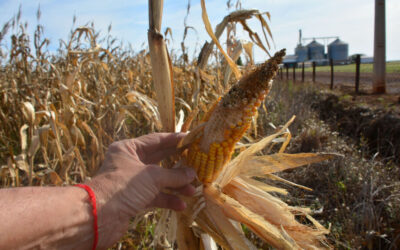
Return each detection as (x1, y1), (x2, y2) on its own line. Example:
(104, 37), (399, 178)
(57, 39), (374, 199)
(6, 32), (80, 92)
(311, 92), (400, 164)
(280, 71), (400, 108)
(278, 71), (400, 163)
(307, 72), (400, 95)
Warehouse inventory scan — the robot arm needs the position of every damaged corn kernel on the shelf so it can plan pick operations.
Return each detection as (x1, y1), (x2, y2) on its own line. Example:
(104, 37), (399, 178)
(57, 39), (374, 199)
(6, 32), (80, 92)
(185, 49), (285, 184)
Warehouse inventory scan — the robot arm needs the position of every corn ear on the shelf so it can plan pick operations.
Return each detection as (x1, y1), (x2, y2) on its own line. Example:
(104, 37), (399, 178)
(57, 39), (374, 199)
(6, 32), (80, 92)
(185, 49), (285, 184)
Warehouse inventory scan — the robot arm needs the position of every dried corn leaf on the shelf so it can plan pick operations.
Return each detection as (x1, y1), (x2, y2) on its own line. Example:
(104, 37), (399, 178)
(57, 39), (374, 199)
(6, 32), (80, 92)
(255, 14), (272, 50)
(241, 176), (288, 195)
(239, 20), (270, 57)
(48, 171), (63, 186)
(223, 178), (329, 249)
(225, 178), (295, 227)
(28, 135), (40, 159)
(176, 110), (185, 132)
(178, 122), (205, 149)
(278, 132), (291, 153)
(266, 174), (313, 192)
(21, 102), (35, 124)
(240, 153), (336, 177)
(180, 108), (198, 133)
(14, 154), (30, 175)
(200, 234), (218, 250)
(48, 110), (63, 163)
(200, 0), (241, 79)
(203, 196), (253, 250)
(242, 41), (254, 65)
(19, 124), (29, 153)
(204, 185), (296, 250)
(223, 40), (242, 87)
(176, 97), (192, 113)
(199, 69), (215, 83)
(126, 91), (162, 129)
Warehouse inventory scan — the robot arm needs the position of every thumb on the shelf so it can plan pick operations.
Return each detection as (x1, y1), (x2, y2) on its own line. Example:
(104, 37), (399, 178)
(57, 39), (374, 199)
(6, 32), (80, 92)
(150, 166), (197, 189)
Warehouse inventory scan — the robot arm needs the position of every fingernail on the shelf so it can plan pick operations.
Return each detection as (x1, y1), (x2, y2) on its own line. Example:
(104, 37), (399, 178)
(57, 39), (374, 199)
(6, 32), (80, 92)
(185, 168), (196, 180)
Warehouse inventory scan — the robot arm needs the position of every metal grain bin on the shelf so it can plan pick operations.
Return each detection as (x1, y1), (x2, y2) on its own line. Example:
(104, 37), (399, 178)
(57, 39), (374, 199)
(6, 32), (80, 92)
(328, 39), (349, 62)
(295, 44), (308, 62)
(307, 40), (324, 60)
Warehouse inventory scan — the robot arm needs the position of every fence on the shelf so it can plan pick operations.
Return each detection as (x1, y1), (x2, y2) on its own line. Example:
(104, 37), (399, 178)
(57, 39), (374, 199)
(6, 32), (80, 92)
(278, 55), (400, 94)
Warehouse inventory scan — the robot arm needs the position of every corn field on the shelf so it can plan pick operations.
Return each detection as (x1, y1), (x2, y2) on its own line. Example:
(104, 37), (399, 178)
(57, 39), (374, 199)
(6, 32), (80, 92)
(1, 1), (400, 249)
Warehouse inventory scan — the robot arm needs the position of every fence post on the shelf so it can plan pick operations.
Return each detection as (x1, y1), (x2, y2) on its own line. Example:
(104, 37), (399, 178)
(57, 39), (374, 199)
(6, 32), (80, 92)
(301, 62), (305, 83)
(293, 65), (296, 82)
(355, 54), (361, 93)
(330, 59), (334, 89)
(286, 65), (289, 80)
(312, 61), (316, 83)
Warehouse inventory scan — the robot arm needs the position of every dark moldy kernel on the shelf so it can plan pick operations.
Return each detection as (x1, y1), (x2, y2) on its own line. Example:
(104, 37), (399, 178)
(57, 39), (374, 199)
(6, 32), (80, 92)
(221, 49), (286, 108)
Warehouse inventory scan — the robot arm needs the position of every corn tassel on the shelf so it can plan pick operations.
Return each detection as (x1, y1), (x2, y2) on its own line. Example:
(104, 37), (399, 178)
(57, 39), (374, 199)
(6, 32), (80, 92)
(185, 49), (286, 184)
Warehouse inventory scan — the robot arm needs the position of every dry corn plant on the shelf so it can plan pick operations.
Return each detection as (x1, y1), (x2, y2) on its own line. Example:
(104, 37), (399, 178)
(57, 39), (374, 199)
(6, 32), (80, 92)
(145, 0), (336, 249)
(0, 16), (168, 188)
(0, 1), (335, 248)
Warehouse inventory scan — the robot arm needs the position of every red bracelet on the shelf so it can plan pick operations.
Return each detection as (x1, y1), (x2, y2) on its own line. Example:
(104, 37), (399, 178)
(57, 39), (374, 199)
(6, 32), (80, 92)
(75, 184), (98, 250)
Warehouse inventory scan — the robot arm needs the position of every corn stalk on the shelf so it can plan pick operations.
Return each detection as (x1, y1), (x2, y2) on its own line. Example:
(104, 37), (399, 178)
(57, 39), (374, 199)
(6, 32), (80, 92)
(147, 1), (200, 249)
(147, 0), (175, 132)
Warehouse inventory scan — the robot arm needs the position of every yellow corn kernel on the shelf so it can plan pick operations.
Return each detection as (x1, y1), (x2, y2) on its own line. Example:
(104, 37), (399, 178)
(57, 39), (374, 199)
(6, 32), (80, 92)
(193, 151), (202, 171)
(204, 160), (215, 183)
(214, 147), (224, 172)
(224, 129), (232, 139)
(198, 152), (208, 181)
(187, 145), (197, 165)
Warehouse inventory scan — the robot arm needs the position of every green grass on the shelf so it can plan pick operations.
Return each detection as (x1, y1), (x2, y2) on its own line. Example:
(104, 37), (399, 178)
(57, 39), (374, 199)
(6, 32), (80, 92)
(303, 61), (400, 73)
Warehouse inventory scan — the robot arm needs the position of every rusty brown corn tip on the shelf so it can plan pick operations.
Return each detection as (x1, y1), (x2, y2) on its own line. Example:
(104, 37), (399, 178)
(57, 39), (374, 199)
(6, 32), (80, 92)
(186, 49), (286, 184)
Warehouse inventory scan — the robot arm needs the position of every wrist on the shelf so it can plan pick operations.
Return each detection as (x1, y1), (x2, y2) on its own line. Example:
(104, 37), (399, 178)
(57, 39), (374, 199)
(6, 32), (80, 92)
(85, 175), (131, 249)
(74, 184), (98, 250)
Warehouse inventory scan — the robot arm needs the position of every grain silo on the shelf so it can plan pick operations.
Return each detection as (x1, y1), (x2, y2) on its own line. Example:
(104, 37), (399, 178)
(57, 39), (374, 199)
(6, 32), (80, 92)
(307, 40), (324, 60)
(295, 44), (308, 62)
(328, 38), (349, 62)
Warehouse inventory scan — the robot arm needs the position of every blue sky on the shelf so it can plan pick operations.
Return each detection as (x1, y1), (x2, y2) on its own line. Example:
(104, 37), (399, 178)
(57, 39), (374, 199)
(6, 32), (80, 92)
(0, 0), (399, 62)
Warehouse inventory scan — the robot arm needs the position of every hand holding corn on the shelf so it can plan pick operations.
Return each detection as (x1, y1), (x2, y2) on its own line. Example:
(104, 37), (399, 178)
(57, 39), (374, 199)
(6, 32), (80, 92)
(0, 133), (196, 249)
(87, 132), (197, 247)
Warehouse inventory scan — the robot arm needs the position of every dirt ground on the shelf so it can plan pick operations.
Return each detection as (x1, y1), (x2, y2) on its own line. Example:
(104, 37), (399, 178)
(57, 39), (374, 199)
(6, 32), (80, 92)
(281, 71), (400, 115)
(308, 72), (400, 94)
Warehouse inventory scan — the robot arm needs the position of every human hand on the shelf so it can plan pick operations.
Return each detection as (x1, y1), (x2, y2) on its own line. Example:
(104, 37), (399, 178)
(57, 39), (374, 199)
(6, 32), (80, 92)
(87, 133), (196, 248)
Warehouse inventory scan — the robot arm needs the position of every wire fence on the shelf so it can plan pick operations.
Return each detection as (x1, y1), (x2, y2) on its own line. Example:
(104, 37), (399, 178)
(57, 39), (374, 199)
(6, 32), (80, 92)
(278, 57), (400, 95)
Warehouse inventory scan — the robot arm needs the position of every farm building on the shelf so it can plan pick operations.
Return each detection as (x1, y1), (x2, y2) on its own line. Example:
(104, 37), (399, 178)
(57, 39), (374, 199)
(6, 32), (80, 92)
(307, 40), (325, 60)
(282, 55), (298, 68)
(283, 31), (350, 68)
(328, 38), (349, 62)
(295, 44), (308, 62)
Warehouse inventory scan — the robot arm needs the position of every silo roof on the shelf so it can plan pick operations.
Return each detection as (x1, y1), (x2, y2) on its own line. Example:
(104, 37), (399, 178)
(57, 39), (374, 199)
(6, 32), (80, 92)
(296, 44), (307, 49)
(328, 38), (348, 46)
(306, 40), (323, 48)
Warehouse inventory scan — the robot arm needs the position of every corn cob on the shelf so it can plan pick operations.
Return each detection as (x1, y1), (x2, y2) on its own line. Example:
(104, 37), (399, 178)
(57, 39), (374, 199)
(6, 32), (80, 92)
(186, 49), (286, 184)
